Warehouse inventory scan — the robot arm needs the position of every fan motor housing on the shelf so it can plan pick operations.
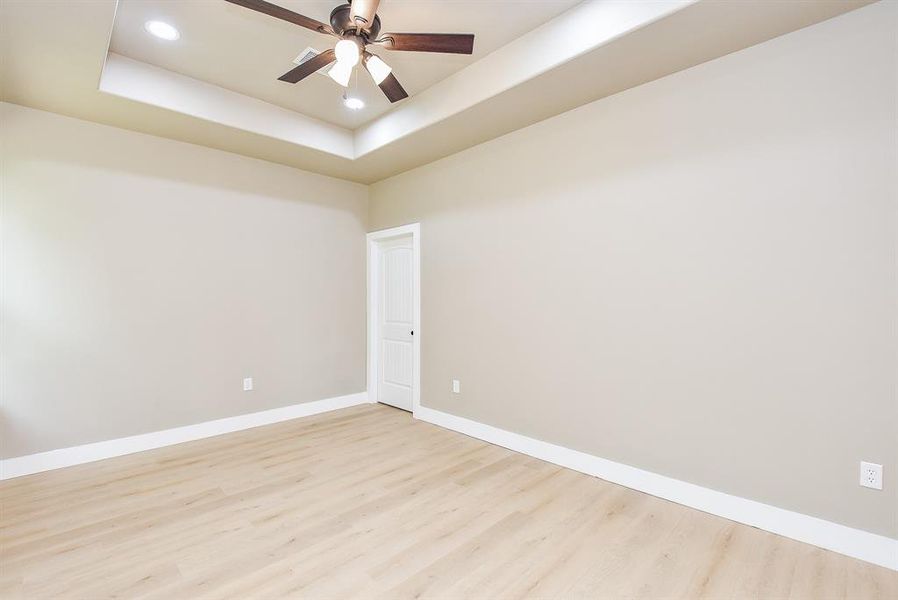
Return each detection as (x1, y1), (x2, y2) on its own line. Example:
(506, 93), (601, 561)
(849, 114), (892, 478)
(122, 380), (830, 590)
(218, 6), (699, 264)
(330, 4), (382, 39)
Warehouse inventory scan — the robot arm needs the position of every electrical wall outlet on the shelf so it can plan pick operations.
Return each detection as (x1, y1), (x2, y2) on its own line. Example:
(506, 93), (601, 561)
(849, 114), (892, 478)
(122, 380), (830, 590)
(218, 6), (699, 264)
(860, 461), (883, 490)
(243, 377), (253, 392)
(451, 379), (460, 394)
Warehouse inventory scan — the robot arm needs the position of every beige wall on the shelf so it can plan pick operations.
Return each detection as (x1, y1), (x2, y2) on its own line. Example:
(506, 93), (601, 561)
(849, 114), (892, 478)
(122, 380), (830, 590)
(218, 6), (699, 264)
(369, 2), (897, 538)
(1, 102), (367, 458)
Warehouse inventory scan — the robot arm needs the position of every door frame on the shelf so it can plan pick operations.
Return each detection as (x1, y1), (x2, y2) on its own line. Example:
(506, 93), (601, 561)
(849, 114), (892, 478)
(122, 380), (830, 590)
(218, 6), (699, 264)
(367, 223), (421, 415)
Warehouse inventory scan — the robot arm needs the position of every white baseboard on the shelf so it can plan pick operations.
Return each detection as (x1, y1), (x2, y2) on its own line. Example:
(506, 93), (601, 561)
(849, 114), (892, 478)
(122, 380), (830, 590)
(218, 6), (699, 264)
(414, 406), (898, 571)
(0, 392), (369, 481)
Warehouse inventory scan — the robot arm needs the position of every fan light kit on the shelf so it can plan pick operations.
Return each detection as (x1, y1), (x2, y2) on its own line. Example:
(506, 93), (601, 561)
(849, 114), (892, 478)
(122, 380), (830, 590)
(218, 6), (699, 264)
(225, 0), (475, 103)
(144, 20), (180, 41)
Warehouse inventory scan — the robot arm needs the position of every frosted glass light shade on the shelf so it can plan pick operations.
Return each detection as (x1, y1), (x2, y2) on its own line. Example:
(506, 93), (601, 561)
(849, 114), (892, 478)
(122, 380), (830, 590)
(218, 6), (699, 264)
(334, 39), (360, 66)
(328, 61), (353, 87)
(365, 55), (392, 84)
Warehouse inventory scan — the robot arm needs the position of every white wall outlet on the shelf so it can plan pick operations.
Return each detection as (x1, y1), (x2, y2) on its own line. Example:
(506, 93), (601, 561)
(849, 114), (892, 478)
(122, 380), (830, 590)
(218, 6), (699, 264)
(243, 377), (253, 392)
(451, 379), (460, 394)
(860, 461), (883, 490)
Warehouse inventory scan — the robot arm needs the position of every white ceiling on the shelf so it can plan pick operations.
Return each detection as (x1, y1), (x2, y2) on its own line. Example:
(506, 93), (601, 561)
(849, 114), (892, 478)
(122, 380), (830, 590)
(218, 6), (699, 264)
(0, 0), (877, 183)
(110, 0), (581, 129)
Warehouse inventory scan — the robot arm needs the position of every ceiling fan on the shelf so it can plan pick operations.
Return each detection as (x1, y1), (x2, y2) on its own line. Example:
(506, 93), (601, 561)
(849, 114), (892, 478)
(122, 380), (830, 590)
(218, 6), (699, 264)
(224, 0), (475, 103)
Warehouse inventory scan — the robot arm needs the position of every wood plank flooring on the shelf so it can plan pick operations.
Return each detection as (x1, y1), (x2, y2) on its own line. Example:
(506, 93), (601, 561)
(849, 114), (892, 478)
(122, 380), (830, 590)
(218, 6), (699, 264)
(1, 404), (895, 599)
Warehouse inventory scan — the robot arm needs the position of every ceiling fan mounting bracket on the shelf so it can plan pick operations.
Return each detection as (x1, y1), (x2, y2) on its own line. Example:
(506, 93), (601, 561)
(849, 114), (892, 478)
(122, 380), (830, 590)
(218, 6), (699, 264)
(330, 4), (381, 39)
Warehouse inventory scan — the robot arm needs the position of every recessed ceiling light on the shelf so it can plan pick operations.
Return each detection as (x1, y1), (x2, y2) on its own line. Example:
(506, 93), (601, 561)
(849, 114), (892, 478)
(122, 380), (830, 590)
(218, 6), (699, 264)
(144, 20), (180, 41)
(344, 96), (365, 110)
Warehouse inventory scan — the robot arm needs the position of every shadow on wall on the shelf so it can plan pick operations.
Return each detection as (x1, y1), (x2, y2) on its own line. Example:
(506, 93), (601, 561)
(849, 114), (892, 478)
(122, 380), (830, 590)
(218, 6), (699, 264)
(0, 102), (366, 215)
(0, 102), (369, 459)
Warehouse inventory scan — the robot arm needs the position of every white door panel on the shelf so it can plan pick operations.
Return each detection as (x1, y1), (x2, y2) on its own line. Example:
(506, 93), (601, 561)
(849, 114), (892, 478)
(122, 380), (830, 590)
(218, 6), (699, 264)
(377, 238), (414, 411)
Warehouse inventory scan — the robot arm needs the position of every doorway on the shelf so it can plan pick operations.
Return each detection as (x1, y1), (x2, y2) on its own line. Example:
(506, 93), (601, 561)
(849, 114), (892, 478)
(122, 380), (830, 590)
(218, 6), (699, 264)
(367, 224), (420, 413)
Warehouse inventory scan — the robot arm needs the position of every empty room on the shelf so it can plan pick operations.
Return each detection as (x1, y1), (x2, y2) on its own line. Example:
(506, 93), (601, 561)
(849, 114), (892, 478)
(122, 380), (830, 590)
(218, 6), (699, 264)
(1, 0), (896, 598)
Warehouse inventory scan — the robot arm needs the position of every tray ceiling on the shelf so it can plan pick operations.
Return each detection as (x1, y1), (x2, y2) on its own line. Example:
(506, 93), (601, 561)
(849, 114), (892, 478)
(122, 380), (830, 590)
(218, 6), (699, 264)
(1, 0), (876, 183)
(109, 0), (581, 129)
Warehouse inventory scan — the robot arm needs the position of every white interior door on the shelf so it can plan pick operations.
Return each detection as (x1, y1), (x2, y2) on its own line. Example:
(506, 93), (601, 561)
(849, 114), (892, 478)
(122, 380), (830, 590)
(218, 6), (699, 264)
(377, 236), (415, 411)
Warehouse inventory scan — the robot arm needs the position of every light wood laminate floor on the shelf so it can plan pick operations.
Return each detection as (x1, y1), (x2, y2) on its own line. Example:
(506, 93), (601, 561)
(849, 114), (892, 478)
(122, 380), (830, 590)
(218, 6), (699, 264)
(1, 404), (895, 599)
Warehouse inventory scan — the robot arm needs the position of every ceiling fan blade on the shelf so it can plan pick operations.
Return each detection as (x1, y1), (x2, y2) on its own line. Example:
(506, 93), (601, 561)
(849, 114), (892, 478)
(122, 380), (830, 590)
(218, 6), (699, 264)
(224, 0), (332, 35)
(379, 33), (474, 54)
(278, 49), (335, 83)
(349, 0), (381, 29)
(378, 73), (409, 103)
